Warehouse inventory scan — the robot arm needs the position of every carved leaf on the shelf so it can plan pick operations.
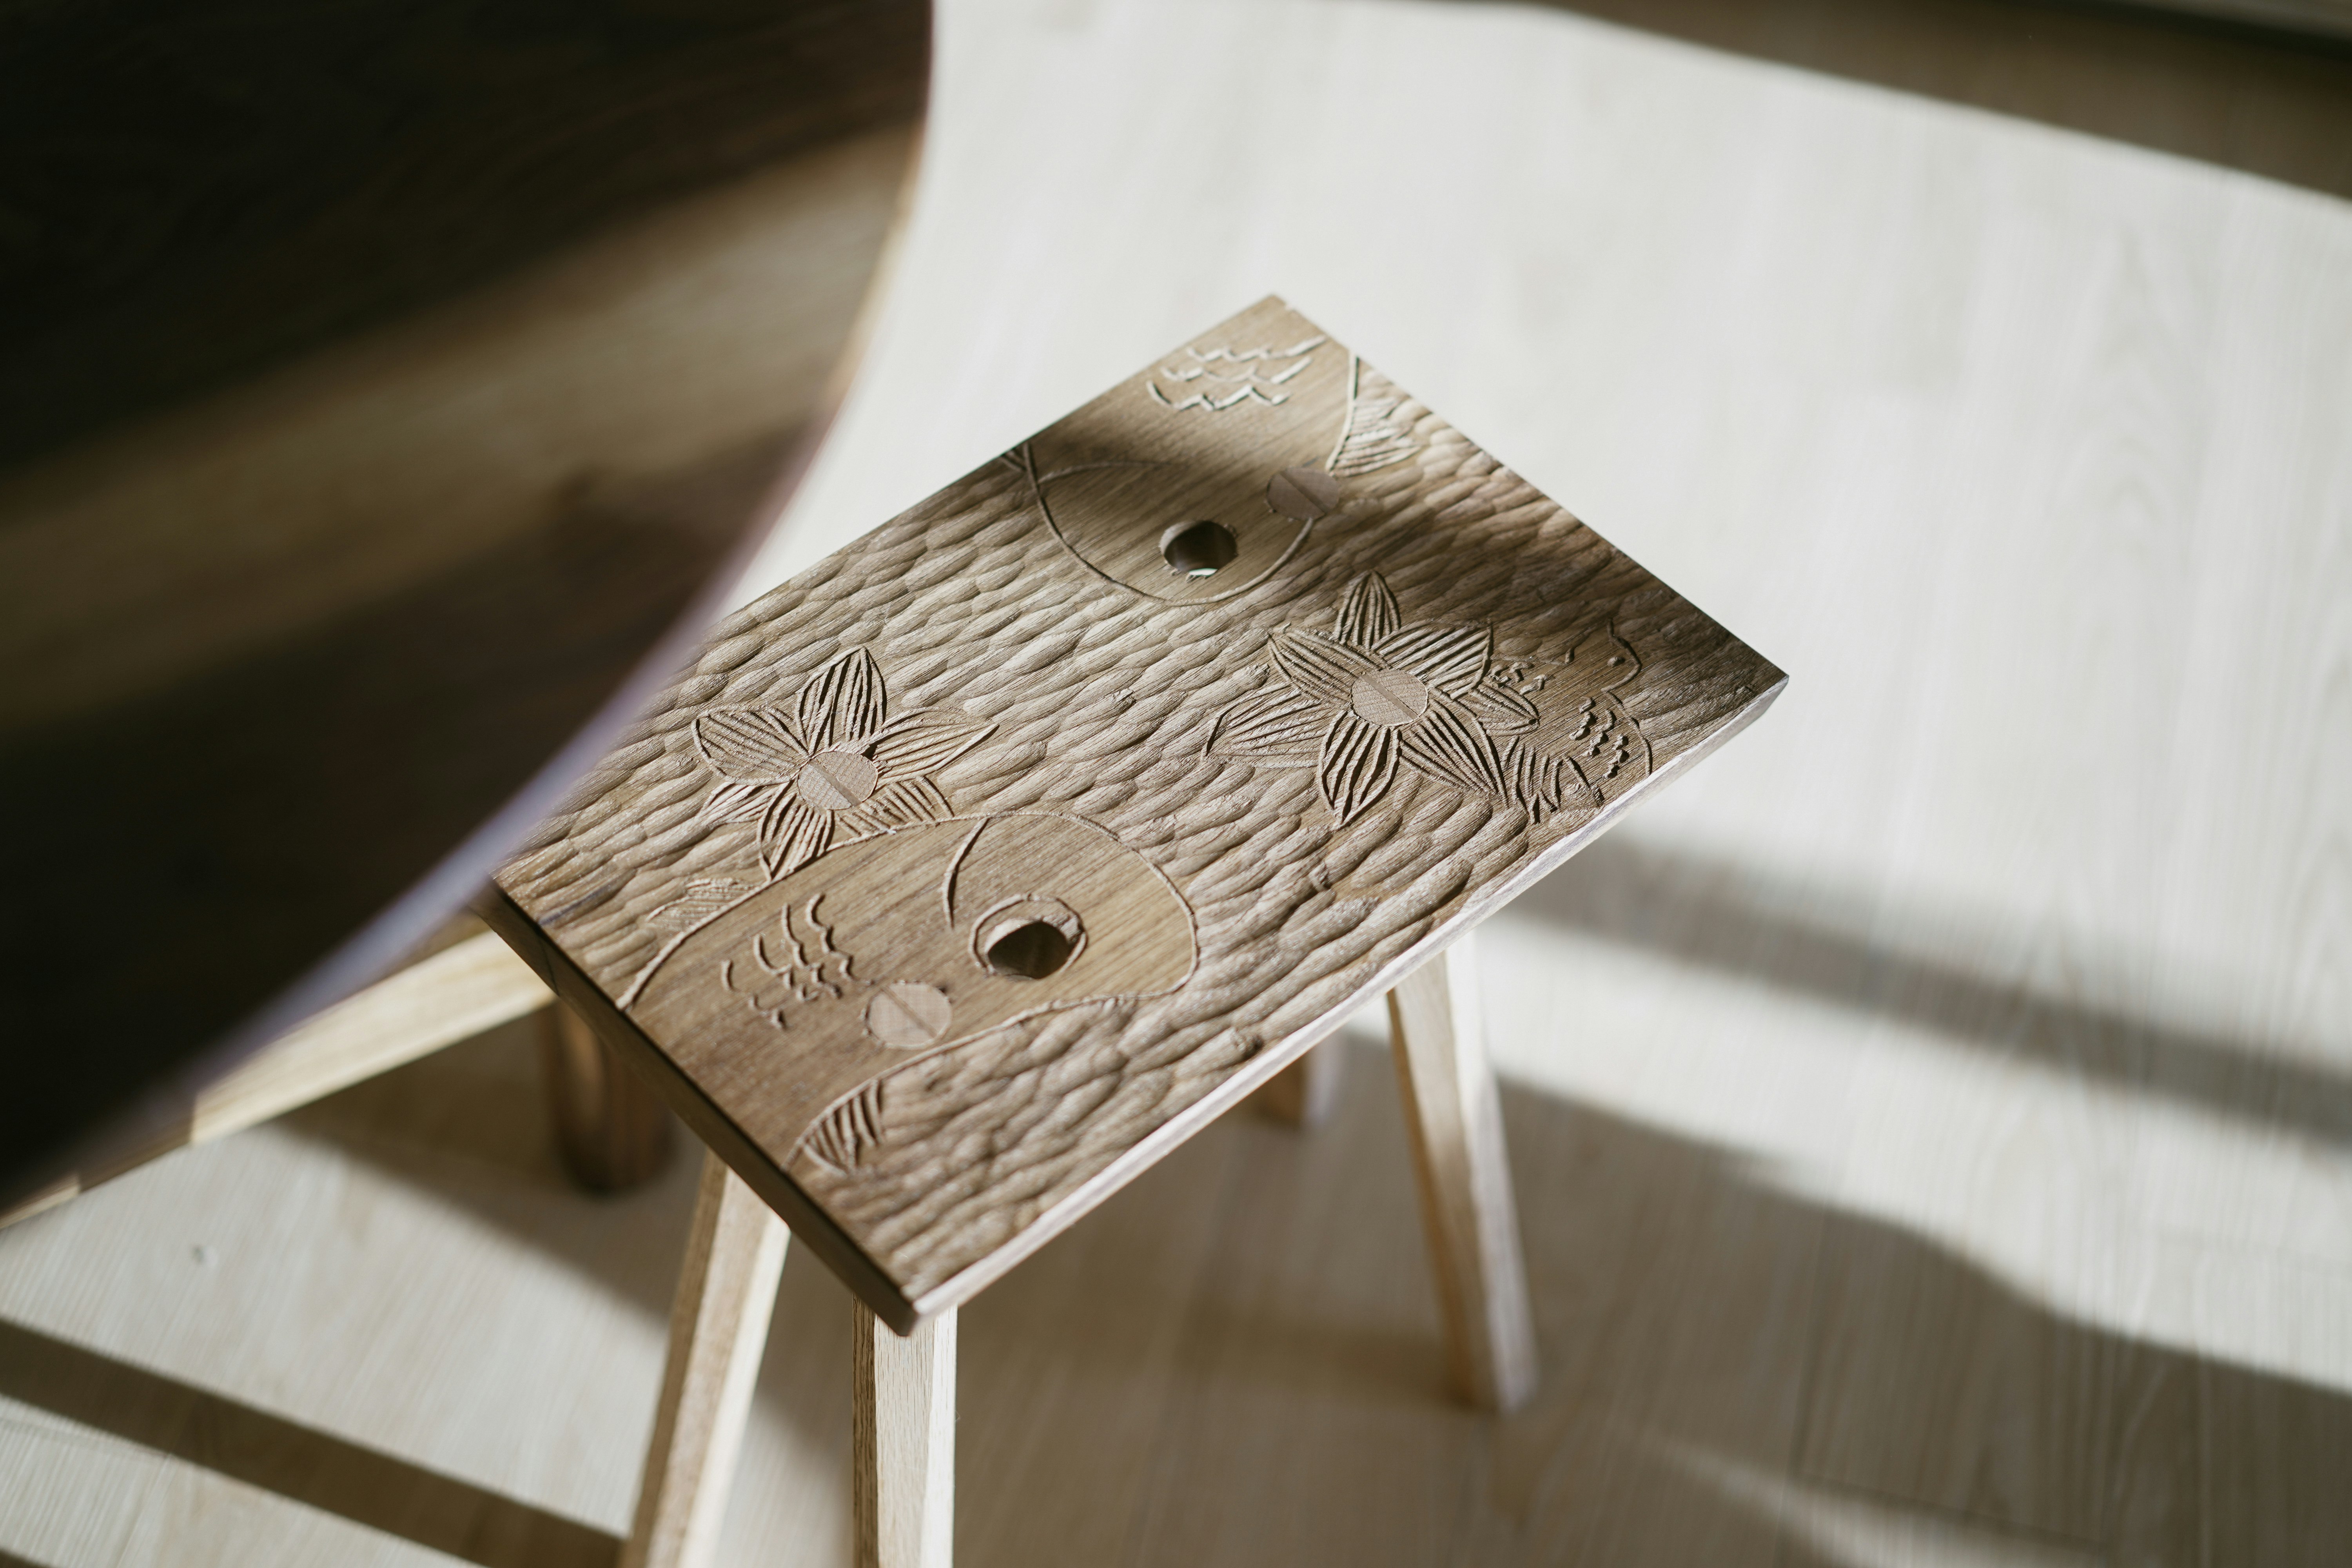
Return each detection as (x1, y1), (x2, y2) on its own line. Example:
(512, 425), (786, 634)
(1334, 573), (1401, 648)
(650, 879), (748, 930)
(1377, 622), (1490, 698)
(869, 708), (994, 781)
(695, 708), (804, 782)
(1329, 388), (1419, 477)
(1506, 741), (1584, 822)
(1317, 709), (1399, 824)
(1207, 685), (1326, 762)
(1271, 628), (1378, 709)
(760, 794), (833, 877)
(802, 1080), (887, 1172)
(1396, 690), (1506, 797)
(1463, 679), (1539, 735)
(798, 648), (888, 752)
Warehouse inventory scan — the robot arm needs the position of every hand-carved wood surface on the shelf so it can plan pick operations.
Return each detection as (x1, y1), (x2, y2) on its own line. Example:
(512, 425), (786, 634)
(493, 297), (1784, 1324)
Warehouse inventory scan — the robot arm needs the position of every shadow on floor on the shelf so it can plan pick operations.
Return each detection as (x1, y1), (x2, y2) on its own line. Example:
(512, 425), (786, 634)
(0, 1318), (618, 1568)
(8, 947), (2347, 1564)
(1509, 834), (2352, 1147)
(1445, 0), (2352, 199)
(932, 1038), (2352, 1566)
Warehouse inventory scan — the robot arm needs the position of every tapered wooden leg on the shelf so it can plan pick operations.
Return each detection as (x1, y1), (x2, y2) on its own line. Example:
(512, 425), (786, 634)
(853, 1303), (956, 1568)
(1250, 1040), (1345, 1128)
(621, 1152), (790, 1568)
(1387, 932), (1538, 1412)
(541, 1001), (675, 1192)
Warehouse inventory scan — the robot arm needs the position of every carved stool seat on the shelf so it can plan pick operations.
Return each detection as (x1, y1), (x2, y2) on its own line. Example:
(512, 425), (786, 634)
(486, 298), (1782, 1568)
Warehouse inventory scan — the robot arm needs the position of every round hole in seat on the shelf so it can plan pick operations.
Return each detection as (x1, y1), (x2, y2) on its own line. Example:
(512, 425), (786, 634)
(984, 919), (1074, 980)
(1160, 520), (1237, 579)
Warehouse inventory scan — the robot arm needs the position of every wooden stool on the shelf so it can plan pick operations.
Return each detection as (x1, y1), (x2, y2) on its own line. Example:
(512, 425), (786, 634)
(484, 297), (1783, 1567)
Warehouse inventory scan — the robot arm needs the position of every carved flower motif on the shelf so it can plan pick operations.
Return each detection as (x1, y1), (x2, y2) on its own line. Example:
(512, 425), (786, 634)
(694, 648), (992, 877)
(1208, 573), (1537, 824)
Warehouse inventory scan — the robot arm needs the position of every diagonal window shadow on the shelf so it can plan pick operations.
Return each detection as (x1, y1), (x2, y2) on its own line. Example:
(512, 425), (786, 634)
(1510, 836), (2352, 1146)
(0, 1319), (618, 1568)
(1425, 0), (2352, 200)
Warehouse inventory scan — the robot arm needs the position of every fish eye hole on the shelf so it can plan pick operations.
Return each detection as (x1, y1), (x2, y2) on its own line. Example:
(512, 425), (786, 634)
(1160, 520), (1236, 579)
(985, 920), (1073, 979)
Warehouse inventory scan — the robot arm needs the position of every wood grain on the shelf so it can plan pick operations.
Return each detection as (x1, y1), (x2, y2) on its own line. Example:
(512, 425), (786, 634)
(495, 296), (1784, 1325)
(853, 1303), (956, 1568)
(623, 1154), (789, 1568)
(1387, 935), (1539, 1412)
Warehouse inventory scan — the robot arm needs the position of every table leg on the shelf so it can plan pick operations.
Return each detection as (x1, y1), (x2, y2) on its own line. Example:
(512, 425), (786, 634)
(541, 1001), (674, 1192)
(622, 1151), (790, 1568)
(1387, 932), (1539, 1412)
(1251, 1041), (1345, 1128)
(854, 1301), (957, 1568)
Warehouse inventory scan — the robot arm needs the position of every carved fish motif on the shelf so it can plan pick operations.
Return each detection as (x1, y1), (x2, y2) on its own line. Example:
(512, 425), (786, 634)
(629, 814), (1196, 1172)
(1013, 316), (1420, 605)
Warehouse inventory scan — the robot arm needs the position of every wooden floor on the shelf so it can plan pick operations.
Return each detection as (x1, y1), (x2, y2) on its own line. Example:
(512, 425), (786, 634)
(5, 0), (2350, 1563)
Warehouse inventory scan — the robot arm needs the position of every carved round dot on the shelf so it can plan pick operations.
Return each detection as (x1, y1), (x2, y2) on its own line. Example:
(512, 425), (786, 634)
(1265, 465), (1340, 521)
(1350, 667), (1430, 729)
(866, 982), (953, 1049)
(798, 750), (878, 811)
(984, 920), (1074, 980)
(1160, 521), (1238, 579)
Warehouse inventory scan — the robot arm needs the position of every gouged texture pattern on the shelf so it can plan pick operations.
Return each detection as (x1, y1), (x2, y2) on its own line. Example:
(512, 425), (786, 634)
(499, 299), (1780, 1303)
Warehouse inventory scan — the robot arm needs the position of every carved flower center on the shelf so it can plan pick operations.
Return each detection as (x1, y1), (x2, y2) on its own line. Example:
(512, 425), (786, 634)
(1350, 667), (1430, 728)
(798, 749), (879, 811)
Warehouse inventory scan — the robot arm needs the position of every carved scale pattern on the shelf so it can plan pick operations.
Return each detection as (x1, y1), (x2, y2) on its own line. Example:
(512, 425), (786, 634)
(499, 299), (1780, 1304)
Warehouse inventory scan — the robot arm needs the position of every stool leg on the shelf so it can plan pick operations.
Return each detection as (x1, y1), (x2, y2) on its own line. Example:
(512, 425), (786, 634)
(1387, 933), (1539, 1412)
(853, 1302), (956, 1568)
(1251, 1040), (1345, 1128)
(622, 1151), (790, 1568)
(541, 1001), (675, 1192)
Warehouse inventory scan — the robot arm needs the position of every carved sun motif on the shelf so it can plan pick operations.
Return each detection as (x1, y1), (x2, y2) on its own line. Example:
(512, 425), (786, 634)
(1208, 573), (1537, 824)
(694, 648), (993, 877)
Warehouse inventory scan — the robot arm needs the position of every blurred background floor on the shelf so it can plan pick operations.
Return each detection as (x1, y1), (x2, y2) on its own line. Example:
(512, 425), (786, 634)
(3, 0), (2347, 1563)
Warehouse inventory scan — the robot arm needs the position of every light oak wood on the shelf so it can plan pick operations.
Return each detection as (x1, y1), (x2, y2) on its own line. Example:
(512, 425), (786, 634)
(1387, 936), (1538, 1412)
(541, 1005), (676, 1195)
(492, 295), (1783, 1328)
(854, 1303), (957, 1568)
(0, 929), (551, 1229)
(623, 1153), (790, 1568)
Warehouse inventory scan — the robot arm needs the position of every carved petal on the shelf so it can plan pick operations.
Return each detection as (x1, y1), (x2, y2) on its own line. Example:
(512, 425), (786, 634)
(1396, 689), (1506, 796)
(1318, 709), (1399, 824)
(1378, 622), (1490, 697)
(695, 708), (805, 782)
(797, 648), (889, 751)
(1272, 628), (1380, 708)
(761, 793), (834, 877)
(1208, 685), (1327, 761)
(1463, 680), (1539, 734)
(702, 779), (773, 823)
(1334, 573), (1402, 648)
(869, 708), (994, 782)
(849, 776), (955, 832)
